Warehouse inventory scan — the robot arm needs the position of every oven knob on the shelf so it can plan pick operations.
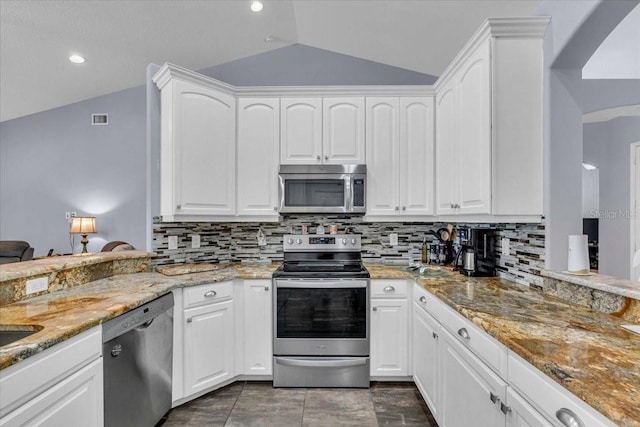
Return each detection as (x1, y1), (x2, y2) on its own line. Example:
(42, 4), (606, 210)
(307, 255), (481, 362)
(351, 238), (357, 245)
(296, 238), (303, 244)
(342, 238), (347, 244)
(287, 238), (293, 245)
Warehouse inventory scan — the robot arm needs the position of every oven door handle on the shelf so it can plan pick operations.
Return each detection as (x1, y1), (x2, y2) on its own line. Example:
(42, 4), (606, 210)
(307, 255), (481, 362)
(275, 357), (368, 368)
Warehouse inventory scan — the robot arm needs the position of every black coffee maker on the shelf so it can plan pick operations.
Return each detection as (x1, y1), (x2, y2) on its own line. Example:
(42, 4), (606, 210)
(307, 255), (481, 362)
(456, 228), (497, 277)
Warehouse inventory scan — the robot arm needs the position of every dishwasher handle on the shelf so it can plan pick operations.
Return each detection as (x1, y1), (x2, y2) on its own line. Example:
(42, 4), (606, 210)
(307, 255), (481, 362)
(102, 293), (174, 343)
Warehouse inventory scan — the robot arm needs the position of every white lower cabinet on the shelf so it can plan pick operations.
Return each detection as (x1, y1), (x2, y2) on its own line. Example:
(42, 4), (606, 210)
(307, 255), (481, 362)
(183, 298), (234, 397)
(504, 387), (553, 427)
(370, 280), (408, 377)
(412, 300), (441, 423)
(0, 327), (103, 427)
(243, 280), (272, 376)
(440, 328), (506, 427)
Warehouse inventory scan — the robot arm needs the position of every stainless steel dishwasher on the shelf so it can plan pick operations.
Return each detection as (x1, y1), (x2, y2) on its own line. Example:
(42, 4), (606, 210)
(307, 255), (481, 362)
(102, 292), (174, 427)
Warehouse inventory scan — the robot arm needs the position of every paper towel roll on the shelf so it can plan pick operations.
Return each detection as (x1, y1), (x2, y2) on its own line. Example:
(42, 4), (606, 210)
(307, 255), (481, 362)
(568, 234), (590, 274)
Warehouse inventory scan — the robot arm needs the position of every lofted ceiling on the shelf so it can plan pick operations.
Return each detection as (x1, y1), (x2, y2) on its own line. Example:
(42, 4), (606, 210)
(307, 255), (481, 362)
(0, 0), (545, 122)
(1, 1), (637, 123)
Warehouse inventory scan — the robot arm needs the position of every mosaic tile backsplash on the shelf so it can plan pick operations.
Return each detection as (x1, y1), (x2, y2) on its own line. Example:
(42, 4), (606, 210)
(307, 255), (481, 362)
(152, 216), (545, 287)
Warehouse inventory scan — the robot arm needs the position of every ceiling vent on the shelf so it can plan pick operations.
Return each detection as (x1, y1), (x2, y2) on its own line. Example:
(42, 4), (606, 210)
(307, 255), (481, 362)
(92, 113), (109, 125)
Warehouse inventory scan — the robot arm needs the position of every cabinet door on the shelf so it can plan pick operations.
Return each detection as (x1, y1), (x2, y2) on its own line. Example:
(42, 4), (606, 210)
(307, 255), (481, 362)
(440, 330), (506, 427)
(457, 39), (491, 215)
(505, 388), (553, 427)
(243, 280), (273, 376)
(169, 79), (236, 216)
(323, 97), (365, 164)
(413, 303), (441, 423)
(280, 98), (322, 164)
(183, 300), (234, 397)
(237, 98), (280, 216)
(366, 97), (400, 216)
(0, 359), (103, 427)
(370, 298), (408, 376)
(399, 97), (435, 215)
(435, 82), (458, 215)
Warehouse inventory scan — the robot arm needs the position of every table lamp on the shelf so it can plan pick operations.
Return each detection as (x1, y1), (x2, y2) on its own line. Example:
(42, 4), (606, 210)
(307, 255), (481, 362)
(70, 217), (96, 254)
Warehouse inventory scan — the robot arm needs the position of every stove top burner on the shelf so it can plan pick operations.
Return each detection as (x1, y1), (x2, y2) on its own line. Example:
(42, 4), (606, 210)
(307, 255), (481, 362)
(273, 261), (370, 279)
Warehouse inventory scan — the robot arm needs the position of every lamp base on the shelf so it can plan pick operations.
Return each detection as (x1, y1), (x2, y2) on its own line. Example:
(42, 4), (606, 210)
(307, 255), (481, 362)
(80, 234), (89, 253)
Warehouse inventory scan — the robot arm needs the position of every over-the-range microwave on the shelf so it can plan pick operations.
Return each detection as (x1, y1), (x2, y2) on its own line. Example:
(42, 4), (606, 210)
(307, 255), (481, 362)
(278, 164), (366, 214)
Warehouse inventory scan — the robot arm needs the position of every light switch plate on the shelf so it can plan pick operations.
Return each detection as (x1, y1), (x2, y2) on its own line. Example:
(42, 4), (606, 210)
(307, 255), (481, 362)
(191, 234), (201, 249)
(168, 236), (178, 250)
(390, 233), (398, 246)
(501, 238), (510, 256)
(26, 277), (48, 295)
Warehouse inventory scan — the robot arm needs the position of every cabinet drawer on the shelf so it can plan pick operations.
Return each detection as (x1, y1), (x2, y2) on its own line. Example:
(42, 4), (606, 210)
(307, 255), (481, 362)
(508, 353), (616, 427)
(371, 280), (408, 298)
(438, 302), (507, 378)
(183, 282), (233, 309)
(412, 284), (443, 320)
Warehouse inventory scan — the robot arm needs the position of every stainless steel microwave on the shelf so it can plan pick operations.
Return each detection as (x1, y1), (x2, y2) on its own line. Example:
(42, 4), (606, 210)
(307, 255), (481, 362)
(278, 164), (366, 214)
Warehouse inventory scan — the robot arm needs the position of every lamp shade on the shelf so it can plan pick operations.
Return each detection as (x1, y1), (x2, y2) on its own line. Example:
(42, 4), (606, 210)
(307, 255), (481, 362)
(70, 217), (96, 234)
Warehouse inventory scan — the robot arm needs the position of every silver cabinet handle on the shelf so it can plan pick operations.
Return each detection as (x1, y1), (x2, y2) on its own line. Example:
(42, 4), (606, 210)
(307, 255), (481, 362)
(450, 203), (455, 209)
(402, 206), (406, 210)
(186, 317), (192, 323)
(500, 403), (511, 415)
(489, 392), (499, 404)
(419, 296), (427, 303)
(458, 328), (470, 340)
(383, 286), (395, 292)
(176, 204), (182, 210)
(372, 307), (378, 311)
(316, 155), (321, 160)
(324, 155), (329, 160)
(273, 206), (278, 211)
(395, 206), (399, 211)
(204, 290), (217, 297)
(432, 332), (438, 339)
(264, 286), (270, 291)
(556, 409), (584, 427)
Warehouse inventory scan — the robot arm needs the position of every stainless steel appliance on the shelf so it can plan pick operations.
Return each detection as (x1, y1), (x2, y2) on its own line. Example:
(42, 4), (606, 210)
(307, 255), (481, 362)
(278, 164), (366, 214)
(457, 228), (497, 277)
(272, 234), (370, 387)
(102, 293), (174, 427)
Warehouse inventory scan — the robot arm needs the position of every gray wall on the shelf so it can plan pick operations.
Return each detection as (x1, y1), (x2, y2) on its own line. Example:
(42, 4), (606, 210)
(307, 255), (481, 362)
(0, 86), (147, 256)
(199, 44), (437, 86)
(582, 79), (640, 113)
(583, 117), (640, 278)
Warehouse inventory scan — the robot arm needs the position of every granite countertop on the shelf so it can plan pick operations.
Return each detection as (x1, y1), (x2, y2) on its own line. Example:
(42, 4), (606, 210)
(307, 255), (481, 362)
(366, 264), (640, 427)
(1, 262), (638, 425)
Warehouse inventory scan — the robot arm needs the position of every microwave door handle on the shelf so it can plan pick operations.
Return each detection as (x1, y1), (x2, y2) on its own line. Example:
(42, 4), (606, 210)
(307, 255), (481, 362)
(346, 176), (353, 212)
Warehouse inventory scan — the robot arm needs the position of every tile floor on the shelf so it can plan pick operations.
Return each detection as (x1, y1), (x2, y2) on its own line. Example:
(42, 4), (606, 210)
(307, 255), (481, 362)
(161, 381), (437, 427)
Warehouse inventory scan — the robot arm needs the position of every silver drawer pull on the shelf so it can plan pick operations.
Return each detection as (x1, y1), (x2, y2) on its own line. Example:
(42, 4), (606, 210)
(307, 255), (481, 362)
(556, 409), (584, 427)
(186, 317), (192, 323)
(383, 286), (395, 292)
(204, 290), (217, 297)
(500, 403), (511, 414)
(458, 328), (470, 340)
(489, 392), (499, 404)
(264, 286), (270, 291)
(373, 307), (378, 311)
(432, 332), (438, 339)
(419, 296), (427, 303)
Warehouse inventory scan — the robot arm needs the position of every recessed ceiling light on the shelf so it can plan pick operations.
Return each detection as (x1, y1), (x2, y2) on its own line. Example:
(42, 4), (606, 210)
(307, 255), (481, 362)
(250, 1), (263, 12)
(69, 54), (85, 64)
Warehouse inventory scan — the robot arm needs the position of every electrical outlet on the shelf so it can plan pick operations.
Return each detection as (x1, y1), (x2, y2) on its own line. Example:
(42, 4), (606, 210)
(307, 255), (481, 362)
(501, 238), (510, 256)
(168, 236), (178, 250)
(390, 233), (398, 246)
(26, 277), (48, 295)
(64, 211), (77, 223)
(191, 234), (201, 249)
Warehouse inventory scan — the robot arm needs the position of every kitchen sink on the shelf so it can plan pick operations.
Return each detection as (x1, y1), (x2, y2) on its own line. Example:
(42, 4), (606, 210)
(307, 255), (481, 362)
(0, 325), (43, 347)
(621, 325), (640, 335)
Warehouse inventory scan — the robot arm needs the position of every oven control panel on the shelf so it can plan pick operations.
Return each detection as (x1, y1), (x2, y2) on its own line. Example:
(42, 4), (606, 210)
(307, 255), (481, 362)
(283, 234), (361, 252)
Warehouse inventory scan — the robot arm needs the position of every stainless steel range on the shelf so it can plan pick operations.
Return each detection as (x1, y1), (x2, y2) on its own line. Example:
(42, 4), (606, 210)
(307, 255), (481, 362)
(272, 234), (370, 388)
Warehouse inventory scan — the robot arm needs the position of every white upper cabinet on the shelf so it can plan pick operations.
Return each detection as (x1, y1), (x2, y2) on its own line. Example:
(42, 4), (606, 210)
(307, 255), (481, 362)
(280, 98), (323, 164)
(367, 96), (434, 217)
(323, 97), (366, 164)
(434, 18), (549, 220)
(237, 98), (280, 217)
(162, 78), (236, 218)
(281, 97), (365, 165)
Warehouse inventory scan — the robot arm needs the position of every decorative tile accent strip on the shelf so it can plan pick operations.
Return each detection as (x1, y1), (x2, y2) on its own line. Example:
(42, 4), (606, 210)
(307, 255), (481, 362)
(152, 217), (545, 287)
